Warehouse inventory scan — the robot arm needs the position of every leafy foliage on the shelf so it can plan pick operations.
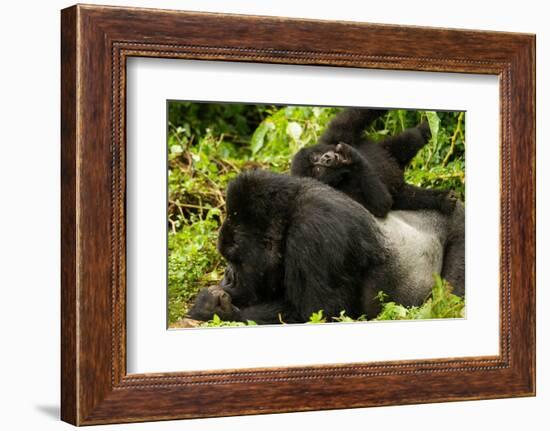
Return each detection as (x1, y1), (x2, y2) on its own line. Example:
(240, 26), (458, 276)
(199, 314), (258, 328)
(167, 102), (465, 326)
(306, 310), (327, 324)
(303, 275), (464, 325)
(374, 274), (465, 321)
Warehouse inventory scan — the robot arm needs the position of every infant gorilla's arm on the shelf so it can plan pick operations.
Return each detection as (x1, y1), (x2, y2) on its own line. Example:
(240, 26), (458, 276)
(392, 184), (459, 215)
(318, 108), (388, 146)
(380, 121), (432, 168)
(377, 121), (458, 214)
(331, 142), (393, 217)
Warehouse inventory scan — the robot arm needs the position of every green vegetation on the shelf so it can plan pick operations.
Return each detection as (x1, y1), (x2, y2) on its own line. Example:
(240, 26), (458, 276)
(374, 274), (464, 320)
(167, 102), (465, 327)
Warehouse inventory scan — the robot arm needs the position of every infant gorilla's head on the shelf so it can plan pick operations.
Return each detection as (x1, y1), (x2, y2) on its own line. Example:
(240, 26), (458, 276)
(291, 142), (353, 186)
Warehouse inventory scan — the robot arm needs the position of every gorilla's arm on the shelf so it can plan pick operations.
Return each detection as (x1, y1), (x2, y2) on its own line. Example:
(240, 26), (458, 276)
(188, 286), (301, 325)
(392, 183), (458, 215)
(332, 142), (393, 217)
(379, 121), (431, 168)
(236, 300), (302, 324)
(318, 108), (387, 147)
(440, 201), (465, 296)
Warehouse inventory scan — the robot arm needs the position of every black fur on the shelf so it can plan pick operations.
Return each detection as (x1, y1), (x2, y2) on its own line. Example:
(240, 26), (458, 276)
(188, 170), (464, 324)
(290, 108), (457, 217)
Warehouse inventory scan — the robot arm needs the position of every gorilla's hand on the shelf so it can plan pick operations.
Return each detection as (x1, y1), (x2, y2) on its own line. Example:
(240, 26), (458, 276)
(187, 285), (241, 322)
(334, 142), (360, 166)
(440, 190), (460, 215)
(313, 142), (358, 169)
(418, 120), (432, 141)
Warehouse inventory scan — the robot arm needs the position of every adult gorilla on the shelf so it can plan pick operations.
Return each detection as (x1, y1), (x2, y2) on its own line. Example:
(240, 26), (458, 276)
(188, 169), (464, 324)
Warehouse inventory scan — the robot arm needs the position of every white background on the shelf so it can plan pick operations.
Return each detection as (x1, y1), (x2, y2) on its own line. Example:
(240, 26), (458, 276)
(0, 0), (546, 430)
(126, 59), (500, 373)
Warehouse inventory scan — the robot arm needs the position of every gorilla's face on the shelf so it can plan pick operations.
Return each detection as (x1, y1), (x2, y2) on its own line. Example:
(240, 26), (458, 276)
(291, 144), (351, 187)
(217, 219), (283, 306)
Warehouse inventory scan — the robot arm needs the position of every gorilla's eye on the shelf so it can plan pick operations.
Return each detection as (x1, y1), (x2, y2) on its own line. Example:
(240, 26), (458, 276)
(310, 153), (321, 164)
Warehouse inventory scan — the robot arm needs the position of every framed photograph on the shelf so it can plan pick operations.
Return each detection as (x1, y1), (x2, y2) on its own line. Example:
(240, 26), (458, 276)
(61, 4), (535, 425)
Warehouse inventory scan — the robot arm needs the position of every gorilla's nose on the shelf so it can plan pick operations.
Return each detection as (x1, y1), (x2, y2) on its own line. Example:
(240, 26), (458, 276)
(319, 151), (336, 166)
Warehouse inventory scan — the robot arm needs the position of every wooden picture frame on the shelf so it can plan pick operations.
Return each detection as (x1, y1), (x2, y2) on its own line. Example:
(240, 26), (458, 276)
(61, 4), (535, 425)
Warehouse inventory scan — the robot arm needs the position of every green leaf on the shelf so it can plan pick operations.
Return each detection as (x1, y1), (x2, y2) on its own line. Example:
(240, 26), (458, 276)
(375, 290), (389, 302)
(425, 111), (440, 145)
(286, 121), (303, 141)
(250, 120), (274, 155)
(307, 310), (326, 324)
(170, 144), (183, 154)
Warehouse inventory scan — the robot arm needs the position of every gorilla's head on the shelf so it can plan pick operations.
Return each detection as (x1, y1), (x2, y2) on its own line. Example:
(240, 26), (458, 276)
(217, 221), (282, 306)
(216, 171), (292, 306)
(290, 143), (352, 187)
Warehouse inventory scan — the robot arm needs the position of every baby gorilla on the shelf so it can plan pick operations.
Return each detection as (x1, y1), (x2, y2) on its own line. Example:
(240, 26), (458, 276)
(291, 108), (457, 218)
